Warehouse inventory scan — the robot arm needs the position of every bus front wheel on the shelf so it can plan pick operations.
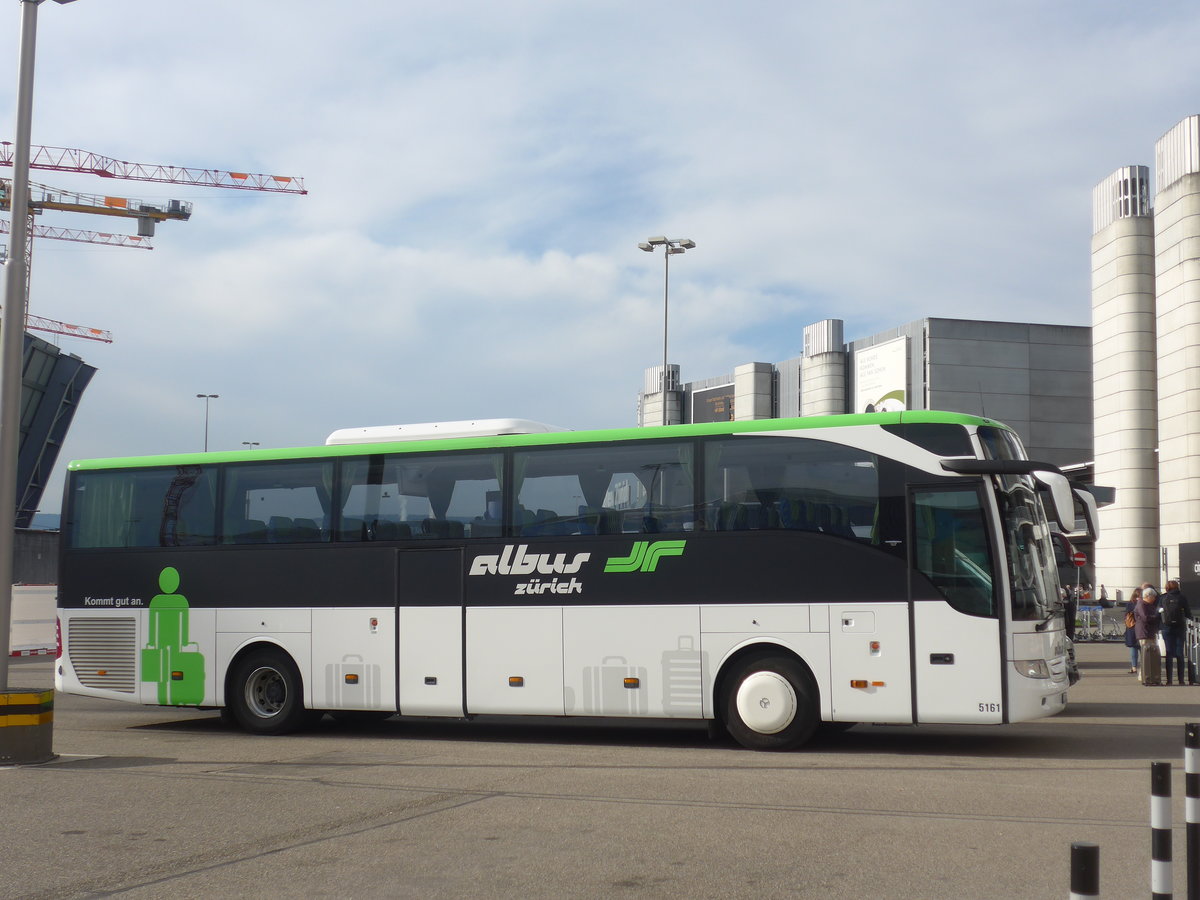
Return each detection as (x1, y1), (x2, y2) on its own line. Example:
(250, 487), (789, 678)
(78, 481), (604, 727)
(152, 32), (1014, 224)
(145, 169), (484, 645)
(721, 654), (818, 751)
(227, 648), (317, 735)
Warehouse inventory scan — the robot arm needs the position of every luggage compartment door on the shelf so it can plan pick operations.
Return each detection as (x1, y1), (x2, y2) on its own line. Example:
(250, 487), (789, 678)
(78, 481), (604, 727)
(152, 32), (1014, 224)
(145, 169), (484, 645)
(397, 548), (465, 717)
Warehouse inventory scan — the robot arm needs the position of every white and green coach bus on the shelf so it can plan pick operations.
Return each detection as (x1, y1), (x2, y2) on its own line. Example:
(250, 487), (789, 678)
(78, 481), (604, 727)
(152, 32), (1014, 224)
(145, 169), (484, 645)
(54, 411), (1096, 750)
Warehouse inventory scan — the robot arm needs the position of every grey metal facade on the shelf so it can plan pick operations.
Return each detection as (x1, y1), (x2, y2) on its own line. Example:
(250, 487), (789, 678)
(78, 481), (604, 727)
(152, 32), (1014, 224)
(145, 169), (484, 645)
(639, 316), (1093, 469)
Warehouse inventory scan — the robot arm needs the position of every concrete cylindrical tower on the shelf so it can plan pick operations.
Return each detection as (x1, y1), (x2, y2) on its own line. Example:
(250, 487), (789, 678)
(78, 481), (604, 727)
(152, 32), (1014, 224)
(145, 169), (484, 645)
(639, 364), (681, 426)
(1154, 115), (1200, 582)
(733, 363), (774, 420)
(800, 319), (847, 417)
(1091, 165), (1159, 595)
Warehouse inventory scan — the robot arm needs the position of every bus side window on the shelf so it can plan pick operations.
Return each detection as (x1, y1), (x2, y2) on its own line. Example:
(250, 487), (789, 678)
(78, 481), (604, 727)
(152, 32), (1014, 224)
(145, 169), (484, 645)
(67, 466), (217, 549)
(222, 459), (333, 545)
(513, 441), (693, 536)
(701, 435), (880, 540)
(337, 452), (500, 541)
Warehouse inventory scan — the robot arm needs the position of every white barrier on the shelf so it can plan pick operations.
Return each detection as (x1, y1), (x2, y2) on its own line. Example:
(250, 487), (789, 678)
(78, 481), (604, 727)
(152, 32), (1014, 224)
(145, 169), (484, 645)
(8, 584), (56, 656)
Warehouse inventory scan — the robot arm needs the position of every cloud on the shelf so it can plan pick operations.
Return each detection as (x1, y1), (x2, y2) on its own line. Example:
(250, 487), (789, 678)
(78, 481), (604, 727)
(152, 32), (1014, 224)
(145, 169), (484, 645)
(4, 0), (1200, 506)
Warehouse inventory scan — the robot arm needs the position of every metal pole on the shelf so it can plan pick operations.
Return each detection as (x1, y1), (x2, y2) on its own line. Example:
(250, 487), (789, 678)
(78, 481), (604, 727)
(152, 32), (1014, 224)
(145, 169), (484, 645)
(1152, 761), (1173, 900)
(1186, 723), (1198, 900)
(662, 249), (669, 427)
(0, 0), (43, 691)
(197, 394), (217, 451)
(1069, 841), (1100, 899)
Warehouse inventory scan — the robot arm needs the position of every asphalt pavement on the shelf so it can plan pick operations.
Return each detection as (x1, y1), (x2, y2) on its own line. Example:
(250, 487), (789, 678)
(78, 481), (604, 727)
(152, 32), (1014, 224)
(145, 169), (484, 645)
(2, 642), (1197, 899)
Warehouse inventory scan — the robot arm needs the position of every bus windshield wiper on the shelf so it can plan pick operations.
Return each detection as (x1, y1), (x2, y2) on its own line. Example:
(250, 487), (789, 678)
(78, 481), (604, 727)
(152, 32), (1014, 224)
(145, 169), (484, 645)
(1035, 602), (1064, 632)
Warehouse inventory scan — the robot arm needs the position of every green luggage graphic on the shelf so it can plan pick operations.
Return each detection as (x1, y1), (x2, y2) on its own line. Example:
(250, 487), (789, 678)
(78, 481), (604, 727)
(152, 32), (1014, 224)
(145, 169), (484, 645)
(141, 567), (206, 706)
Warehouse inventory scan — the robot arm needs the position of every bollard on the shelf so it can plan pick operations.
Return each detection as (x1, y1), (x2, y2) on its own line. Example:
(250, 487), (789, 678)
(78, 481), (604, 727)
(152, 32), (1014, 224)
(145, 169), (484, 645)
(1187, 724), (1198, 900)
(1154, 761), (1173, 900)
(1070, 841), (1100, 899)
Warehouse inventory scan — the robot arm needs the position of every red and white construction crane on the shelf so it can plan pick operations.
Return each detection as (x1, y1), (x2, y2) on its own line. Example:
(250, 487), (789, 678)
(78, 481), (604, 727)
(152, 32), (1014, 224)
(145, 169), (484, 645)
(0, 177), (186, 342)
(1, 142), (306, 343)
(1, 143), (306, 194)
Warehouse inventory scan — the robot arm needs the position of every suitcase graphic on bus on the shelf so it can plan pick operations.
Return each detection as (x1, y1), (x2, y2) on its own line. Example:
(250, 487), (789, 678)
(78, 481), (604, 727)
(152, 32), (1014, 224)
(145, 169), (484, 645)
(660, 635), (703, 715)
(325, 654), (382, 709)
(582, 656), (648, 715)
(141, 642), (206, 706)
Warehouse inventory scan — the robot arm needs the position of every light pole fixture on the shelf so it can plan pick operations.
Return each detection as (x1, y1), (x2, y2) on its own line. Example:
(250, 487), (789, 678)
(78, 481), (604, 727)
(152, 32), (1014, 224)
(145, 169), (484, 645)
(241, 441), (260, 449)
(196, 394), (219, 451)
(638, 236), (696, 426)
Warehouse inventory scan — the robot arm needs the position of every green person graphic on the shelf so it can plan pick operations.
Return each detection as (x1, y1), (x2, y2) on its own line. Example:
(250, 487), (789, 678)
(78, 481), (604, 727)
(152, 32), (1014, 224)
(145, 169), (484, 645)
(141, 566), (206, 705)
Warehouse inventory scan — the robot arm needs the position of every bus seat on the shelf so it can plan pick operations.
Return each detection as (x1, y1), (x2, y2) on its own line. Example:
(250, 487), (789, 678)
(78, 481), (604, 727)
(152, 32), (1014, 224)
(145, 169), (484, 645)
(267, 516), (295, 543)
(292, 518), (321, 542)
(578, 505), (619, 535)
(521, 509), (559, 536)
(422, 518), (464, 539)
(339, 517), (366, 541)
(471, 519), (502, 537)
(372, 520), (410, 540)
(714, 502), (747, 531)
(776, 495), (807, 530)
(229, 518), (268, 544)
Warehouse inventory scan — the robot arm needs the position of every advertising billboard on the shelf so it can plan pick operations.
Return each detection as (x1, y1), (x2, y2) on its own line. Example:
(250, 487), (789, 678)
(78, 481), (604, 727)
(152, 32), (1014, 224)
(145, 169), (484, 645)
(854, 337), (907, 413)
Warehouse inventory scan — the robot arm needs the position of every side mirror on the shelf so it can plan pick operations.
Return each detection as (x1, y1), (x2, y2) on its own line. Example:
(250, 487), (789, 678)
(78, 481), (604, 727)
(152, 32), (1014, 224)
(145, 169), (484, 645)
(1072, 486), (1099, 542)
(1032, 470), (1074, 533)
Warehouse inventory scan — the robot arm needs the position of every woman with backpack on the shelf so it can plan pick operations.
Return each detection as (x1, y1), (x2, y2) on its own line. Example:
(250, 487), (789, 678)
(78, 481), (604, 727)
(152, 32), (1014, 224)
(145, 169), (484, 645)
(1124, 587), (1142, 674)
(1158, 580), (1193, 685)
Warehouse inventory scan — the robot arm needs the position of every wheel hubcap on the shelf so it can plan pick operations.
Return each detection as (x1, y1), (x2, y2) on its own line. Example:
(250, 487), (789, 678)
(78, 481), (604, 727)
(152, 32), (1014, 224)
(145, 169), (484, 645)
(245, 666), (287, 718)
(735, 670), (797, 734)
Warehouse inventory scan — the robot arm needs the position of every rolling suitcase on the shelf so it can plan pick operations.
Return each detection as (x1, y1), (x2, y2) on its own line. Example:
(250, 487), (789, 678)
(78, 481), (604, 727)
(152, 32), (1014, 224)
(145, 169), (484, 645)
(1140, 640), (1162, 685)
(325, 654), (381, 709)
(660, 636), (703, 715)
(582, 656), (648, 715)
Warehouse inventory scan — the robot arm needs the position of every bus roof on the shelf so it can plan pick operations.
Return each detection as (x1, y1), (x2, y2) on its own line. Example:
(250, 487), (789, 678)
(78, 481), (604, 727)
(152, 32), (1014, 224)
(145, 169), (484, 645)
(68, 410), (1010, 472)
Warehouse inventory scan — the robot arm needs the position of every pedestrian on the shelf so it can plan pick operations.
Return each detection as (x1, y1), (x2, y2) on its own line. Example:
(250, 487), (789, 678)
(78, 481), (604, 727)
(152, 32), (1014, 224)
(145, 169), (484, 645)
(1063, 584), (1077, 642)
(1135, 583), (1163, 685)
(1158, 579), (1193, 685)
(1124, 587), (1142, 673)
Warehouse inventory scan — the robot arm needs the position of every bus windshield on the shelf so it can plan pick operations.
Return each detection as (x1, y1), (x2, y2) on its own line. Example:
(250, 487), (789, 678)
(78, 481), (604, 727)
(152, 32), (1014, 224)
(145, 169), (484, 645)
(996, 475), (1060, 621)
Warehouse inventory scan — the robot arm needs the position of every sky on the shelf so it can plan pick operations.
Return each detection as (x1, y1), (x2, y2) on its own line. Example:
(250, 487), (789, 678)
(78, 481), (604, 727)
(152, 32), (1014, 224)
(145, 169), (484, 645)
(2, 0), (1200, 513)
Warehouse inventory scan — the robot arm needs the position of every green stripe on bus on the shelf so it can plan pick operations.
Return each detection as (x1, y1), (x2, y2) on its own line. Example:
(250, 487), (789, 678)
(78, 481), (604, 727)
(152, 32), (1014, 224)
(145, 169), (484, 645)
(68, 411), (1008, 471)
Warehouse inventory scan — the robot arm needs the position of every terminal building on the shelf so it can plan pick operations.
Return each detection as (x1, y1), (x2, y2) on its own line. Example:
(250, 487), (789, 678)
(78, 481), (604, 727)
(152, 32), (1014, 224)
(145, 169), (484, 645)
(638, 112), (1200, 602)
(1090, 113), (1200, 599)
(636, 316), (1093, 469)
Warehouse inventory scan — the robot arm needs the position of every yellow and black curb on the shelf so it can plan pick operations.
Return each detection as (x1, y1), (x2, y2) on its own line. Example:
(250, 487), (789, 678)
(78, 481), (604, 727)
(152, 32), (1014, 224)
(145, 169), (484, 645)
(0, 689), (55, 765)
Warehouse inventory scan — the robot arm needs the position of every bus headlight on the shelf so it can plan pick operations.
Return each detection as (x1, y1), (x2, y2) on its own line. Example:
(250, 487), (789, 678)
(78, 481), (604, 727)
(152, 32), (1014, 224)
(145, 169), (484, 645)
(1013, 659), (1051, 679)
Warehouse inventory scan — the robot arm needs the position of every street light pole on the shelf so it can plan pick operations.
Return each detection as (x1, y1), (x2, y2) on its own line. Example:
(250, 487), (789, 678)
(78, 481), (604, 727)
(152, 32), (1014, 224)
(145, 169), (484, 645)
(196, 394), (218, 451)
(1, 0), (80, 694)
(638, 236), (695, 426)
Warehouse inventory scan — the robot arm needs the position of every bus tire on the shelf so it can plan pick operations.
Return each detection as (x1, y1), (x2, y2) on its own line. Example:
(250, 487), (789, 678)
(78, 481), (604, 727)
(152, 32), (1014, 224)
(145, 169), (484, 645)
(228, 648), (317, 735)
(721, 654), (818, 751)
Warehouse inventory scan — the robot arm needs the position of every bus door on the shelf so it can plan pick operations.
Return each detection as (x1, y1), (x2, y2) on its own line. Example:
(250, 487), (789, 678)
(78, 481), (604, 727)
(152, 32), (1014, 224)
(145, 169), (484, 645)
(396, 548), (465, 716)
(909, 486), (1004, 724)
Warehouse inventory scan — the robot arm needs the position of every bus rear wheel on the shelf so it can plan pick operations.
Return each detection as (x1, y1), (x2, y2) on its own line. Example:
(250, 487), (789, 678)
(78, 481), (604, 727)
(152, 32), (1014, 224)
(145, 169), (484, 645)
(721, 654), (818, 751)
(228, 648), (317, 735)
